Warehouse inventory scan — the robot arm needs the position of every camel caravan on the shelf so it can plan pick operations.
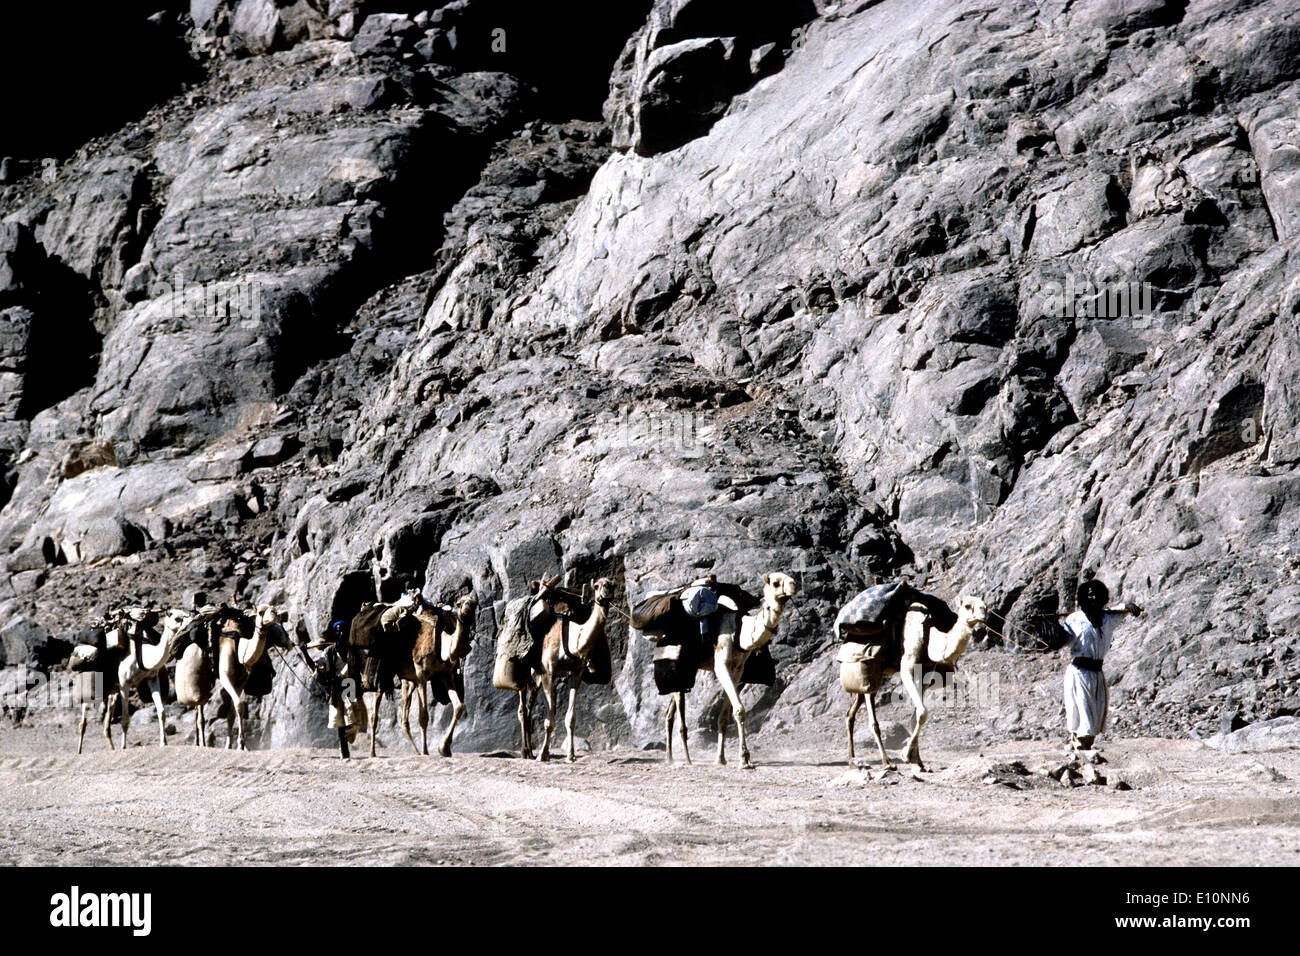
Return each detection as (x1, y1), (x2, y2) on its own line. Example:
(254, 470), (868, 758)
(63, 566), (1138, 771)
(69, 602), (291, 751)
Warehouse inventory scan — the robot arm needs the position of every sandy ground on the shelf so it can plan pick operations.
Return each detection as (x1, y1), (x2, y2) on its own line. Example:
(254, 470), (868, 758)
(1, 724), (1298, 866)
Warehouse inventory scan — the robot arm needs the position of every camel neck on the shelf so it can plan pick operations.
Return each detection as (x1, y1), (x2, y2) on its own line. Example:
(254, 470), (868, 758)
(574, 604), (607, 655)
(749, 600), (783, 644)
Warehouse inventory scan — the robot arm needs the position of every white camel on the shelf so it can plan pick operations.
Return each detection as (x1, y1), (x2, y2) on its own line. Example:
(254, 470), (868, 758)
(664, 572), (799, 770)
(115, 607), (194, 748)
(841, 594), (988, 771)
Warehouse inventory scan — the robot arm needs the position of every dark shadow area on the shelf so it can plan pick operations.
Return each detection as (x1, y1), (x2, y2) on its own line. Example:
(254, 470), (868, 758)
(0, 3), (198, 159)
(15, 259), (101, 420)
(433, 0), (655, 120)
(330, 571), (379, 632)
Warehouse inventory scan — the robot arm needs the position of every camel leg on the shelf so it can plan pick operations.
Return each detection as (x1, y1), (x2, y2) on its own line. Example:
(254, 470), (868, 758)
(537, 673), (555, 762)
(517, 689), (533, 760)
(440, 686), (464, 758)
(119, 686), (131, 749)
(419, 682), (432, 756)
(149, 678), (167, 748)
(714, 659), (752, 769)
(217, 670), (245, 750)
(676, 692), (690, 764)
(846, 693), (861, 764)
(865, 692), (892, 770)
(716, 697), (730, 767)
(234, 693), (246, 750)
(78, 703), (89, 754)
(195, 703), (205, 747)
(368, 690), (381, 757)
(400, 681), (420, 755)
(899, 659), (928, 771)
(103, 694), (117, 750)
(664, 695), (676, 763)
(564, 675), (582, 763)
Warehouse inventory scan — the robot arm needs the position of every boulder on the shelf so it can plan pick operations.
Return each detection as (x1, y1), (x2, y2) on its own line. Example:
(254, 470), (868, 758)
(351, 13), (417, 59)
(250, 434), (300, 468)
(1205, 716), (1300, 753)
(61, 442), (117, 479)
(231, 0), (283, 55)
(69, 517), (141, 563)
(0, 616), (68, 669)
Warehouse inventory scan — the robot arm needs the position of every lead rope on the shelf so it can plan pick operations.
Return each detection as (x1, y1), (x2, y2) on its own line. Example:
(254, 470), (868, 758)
(986, 609), (1052, 650)
(271, 645), (322, 695)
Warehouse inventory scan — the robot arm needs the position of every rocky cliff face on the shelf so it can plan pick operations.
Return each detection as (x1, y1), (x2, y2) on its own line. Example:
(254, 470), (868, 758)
(3, 0), (1299, 752)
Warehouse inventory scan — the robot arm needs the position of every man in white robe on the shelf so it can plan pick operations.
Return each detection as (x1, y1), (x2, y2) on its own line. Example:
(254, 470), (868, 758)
(1060, 580), (1142, 750)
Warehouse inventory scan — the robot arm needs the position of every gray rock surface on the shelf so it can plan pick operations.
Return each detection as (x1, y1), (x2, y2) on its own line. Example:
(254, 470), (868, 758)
(2, 0), (1299, 751)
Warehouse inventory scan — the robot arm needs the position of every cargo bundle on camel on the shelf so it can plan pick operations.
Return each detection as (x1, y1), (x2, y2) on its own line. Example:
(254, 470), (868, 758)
(834, 581), (988, 770)
(630, 571), (798, 769)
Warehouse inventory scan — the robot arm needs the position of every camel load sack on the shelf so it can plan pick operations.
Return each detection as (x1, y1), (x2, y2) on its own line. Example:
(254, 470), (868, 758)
(493, 596), (540, 691)
(834, 582), (960, 694)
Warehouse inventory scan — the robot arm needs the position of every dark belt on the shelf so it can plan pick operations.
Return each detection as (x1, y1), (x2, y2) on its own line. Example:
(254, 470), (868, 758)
(1072, 657), (1103, 672)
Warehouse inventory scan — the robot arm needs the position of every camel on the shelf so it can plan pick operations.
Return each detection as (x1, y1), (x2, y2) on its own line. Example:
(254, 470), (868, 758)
(115, 607), (194, 748)
(660, 572), (799, 770)
(213, 604), (287, 750)
(399, 592), (478, 757)
(352, 590), (424, 757)
(70, 623), (121, 753)
(841, 594), (988, 771)
(174, 642), (214, 747)
(531, 577), (613, 763)
(492, 576), (560, 760)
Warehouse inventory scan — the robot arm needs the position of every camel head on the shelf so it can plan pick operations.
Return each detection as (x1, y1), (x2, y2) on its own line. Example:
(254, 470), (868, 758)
(955, 595), (989, 631)
(254, 604), (293, 648)
(589, 577), (615, 607)
(159, 608), (195, 646)
(454, 593), (478, 626)
(762, 572), (799, 609)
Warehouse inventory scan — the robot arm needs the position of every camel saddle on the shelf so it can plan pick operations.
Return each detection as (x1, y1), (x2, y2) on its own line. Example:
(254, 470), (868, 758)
(835, 582), (957, 642)
(640, 579), (765, 695)
(836, 603), (958, 674)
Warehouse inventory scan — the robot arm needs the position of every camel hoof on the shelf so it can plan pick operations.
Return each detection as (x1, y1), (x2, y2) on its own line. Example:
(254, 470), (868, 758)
(438, 745), (451, 758)
(715, 757), (726, 767)
(741, 761), (755, 771)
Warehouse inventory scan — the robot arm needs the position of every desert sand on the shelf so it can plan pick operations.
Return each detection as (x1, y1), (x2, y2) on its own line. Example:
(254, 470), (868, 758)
(2, 725), (1297, 866)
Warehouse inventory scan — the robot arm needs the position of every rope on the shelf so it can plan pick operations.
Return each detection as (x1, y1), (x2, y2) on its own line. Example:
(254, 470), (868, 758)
(986, 609), (1053, 650)
(272, 646), (323, 696)
(981, 622), (1012, 644)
